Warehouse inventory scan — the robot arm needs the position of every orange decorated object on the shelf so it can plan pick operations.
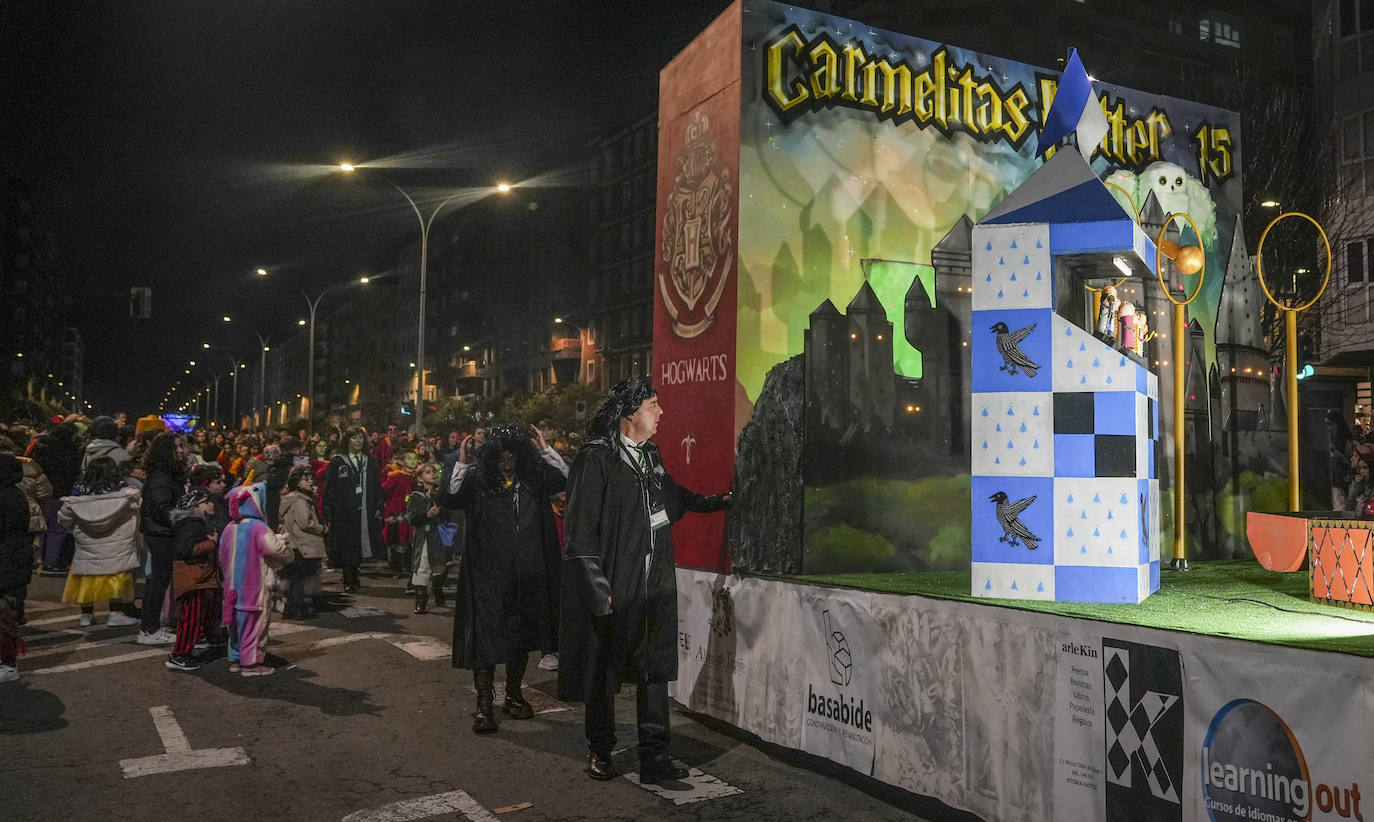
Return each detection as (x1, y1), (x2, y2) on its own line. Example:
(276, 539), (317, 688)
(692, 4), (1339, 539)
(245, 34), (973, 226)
(1246, 511), (1309, 573)
(1309, 517), (1374, 611)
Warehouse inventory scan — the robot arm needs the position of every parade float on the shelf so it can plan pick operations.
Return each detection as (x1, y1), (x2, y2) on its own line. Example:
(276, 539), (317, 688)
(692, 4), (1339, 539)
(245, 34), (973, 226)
(651, 3), (1373, 821)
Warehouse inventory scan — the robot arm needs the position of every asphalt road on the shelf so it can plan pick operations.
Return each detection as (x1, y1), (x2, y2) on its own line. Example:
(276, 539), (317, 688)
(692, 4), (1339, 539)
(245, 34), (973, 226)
(3, 567), (954, 822)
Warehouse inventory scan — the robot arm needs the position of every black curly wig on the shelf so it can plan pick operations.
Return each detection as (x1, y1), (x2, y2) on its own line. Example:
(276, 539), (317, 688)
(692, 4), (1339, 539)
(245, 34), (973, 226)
(587, 376), (657, 441)
(473, 422), (543, 492)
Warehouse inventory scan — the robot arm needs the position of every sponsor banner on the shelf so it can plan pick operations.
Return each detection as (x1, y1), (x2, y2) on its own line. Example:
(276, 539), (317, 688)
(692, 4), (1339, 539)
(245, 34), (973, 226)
(1188, 646), (1372, 822)
(673, 568), (1374, 822)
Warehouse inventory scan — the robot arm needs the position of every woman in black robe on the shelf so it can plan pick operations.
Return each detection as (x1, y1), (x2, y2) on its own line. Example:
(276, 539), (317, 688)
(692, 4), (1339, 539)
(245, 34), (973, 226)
(321, 427), (383, 593)
(447, 423), (568, 733)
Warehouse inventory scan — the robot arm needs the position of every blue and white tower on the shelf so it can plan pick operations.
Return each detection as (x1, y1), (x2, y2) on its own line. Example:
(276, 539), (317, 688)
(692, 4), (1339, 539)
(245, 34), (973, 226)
(970, 149), (1161, 603)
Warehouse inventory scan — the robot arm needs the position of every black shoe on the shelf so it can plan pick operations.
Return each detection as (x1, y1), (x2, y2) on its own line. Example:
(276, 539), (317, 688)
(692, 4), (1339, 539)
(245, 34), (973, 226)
(413, 597), (428, 615)
(638, 758), (689, 784)
(343, 584), (358, 594)
(587, 752), (617, 781)
(473, 669), (497, 734)
(165, 655), (203, 672)
(502, 696), (534, 720)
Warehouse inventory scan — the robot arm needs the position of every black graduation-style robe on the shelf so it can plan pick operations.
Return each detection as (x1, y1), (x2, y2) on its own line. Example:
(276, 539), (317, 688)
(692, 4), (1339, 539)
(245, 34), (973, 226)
(557, 436), (727, 702)
(321, 452), (383, 568)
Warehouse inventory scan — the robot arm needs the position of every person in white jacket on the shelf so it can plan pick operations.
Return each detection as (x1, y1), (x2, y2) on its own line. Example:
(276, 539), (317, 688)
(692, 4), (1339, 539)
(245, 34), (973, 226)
(58, 457), (142, 627)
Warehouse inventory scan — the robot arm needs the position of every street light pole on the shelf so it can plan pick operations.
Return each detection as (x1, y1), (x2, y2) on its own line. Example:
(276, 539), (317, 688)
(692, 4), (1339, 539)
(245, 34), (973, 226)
(254, 330), (271, 427)
(223, 355), (244, 431)
(340, 166), (501, 436)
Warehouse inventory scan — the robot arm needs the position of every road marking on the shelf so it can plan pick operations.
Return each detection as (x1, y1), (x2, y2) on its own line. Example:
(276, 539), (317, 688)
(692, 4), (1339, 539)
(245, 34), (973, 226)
(385, 636), (450, 660)
(119, 705), (250, 778)
(615, 754), (744, 806)
(338, 605), (385, 618)
(342, 789), (498, 822)
(28, 649), (168, 675)
(25, 613), (81, 627)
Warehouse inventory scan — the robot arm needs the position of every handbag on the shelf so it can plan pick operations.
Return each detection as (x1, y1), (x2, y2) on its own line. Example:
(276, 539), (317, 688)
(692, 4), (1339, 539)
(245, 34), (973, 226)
(437, 520), (458, 548)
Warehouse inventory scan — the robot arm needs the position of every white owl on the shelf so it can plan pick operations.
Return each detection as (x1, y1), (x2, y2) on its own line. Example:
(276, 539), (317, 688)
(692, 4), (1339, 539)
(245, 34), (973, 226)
(1104, 161), (1217, 247)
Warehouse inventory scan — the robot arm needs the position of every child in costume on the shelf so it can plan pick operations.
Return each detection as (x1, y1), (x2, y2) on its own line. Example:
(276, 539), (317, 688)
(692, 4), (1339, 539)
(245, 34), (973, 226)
(219, 482), (292, 676)
(381, 451), (419, 578)
(279, 465), (326, 619)
(406, 462), (452, 614)
(167, 487), (221, 671)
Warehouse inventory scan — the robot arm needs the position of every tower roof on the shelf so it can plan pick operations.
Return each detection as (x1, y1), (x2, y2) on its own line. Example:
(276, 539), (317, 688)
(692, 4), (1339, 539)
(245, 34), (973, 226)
(980, 149), (1133, 226)
(847, 280), (886, 315)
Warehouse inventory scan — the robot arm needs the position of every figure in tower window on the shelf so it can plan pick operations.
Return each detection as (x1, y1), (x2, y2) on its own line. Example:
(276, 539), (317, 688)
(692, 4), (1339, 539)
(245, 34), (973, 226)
(1095, 285), (1120, 342)
(1117, 302), (1138, 352)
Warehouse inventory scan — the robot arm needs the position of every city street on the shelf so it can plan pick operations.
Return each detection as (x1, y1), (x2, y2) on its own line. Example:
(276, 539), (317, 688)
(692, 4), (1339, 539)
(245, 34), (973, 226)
(4, 569), (943, 822)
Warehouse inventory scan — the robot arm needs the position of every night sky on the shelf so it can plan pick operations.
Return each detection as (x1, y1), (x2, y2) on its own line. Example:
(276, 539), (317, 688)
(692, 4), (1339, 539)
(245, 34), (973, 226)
(0, 0), (727, 413)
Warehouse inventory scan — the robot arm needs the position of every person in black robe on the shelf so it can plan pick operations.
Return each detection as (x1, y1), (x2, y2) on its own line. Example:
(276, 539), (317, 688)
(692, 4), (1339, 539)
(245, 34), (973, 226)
(558, 377), (729, 783)
(445, 423), (568, 733)
(321, 427), (382, 593)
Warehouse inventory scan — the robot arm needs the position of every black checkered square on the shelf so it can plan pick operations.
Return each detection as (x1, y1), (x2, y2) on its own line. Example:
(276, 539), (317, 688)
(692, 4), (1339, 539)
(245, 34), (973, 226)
(1055, 392), (1095, 434)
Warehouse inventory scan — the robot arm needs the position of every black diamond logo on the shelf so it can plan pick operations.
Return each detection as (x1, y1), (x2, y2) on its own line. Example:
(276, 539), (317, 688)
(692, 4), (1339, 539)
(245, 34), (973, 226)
(1107, 698), (1129, 731)
(1130, 704), (1152, 737)
(1108, 740), (1130, 776)
(1105, 655), (1127, 689)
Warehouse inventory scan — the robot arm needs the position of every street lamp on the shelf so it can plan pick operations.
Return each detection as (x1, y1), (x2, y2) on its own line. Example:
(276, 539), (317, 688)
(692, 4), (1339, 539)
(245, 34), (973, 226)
(339, 163), (512, 435)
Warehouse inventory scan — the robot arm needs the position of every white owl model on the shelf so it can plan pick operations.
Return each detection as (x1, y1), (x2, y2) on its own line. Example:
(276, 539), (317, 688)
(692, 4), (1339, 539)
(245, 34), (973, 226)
(1104, 161), (1217, 247)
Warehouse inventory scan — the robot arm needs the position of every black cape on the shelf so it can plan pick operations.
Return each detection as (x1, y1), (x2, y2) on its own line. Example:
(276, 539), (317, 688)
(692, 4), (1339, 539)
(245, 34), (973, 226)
(556, 436), (726, 702)
(447, 460), (566, 670)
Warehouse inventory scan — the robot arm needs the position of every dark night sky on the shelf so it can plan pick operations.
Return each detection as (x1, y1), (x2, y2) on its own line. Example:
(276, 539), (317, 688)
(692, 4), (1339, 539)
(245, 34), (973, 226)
(0, 0), (728, 413)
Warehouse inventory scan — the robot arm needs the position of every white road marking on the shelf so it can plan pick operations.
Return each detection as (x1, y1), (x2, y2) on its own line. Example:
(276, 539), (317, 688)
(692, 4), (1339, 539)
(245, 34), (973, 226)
(342, 789), (498, 822)
(338, 605), (385, 618)
(28, 649), (168, 675)
(24, 613), (81, 627)
(118, 705), (250, 778)
(385, 636), (450, 660)
(624, 761), (744, 805)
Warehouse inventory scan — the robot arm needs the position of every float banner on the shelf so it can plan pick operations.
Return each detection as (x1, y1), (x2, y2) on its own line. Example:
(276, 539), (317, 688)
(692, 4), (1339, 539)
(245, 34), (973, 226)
(655, 4), (741, 570)
(672, 569), (1374, 822)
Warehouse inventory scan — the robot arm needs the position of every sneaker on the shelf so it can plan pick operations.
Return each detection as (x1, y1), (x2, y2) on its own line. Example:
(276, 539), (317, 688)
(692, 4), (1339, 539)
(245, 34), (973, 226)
(228, 662), (241, 673)
(136, 628), (176, 646)
(538, 653), (559, 671)
(78, 612), (94, 627)
(0, 663), (17, 683)
(240, 664), (275, 677)
(165, 655), (203, 671)
(105, 612), (138, 627)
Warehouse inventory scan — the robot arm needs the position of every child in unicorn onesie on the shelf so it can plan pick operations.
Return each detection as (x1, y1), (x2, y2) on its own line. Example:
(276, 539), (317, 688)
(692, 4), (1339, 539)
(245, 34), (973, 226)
(219, 482), (292, 677)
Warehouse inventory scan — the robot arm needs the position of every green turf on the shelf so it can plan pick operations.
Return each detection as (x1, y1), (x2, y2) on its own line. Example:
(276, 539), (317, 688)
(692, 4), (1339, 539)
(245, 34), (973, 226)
(795, 561), (1374, 658)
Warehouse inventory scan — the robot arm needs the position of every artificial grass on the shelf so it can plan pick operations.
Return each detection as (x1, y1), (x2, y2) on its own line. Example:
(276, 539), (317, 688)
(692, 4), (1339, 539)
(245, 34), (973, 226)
(796, 561), (1374, 659)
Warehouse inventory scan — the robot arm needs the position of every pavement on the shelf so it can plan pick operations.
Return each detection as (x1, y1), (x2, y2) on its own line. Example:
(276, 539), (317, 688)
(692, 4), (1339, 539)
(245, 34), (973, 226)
(4, 565), (954, 822)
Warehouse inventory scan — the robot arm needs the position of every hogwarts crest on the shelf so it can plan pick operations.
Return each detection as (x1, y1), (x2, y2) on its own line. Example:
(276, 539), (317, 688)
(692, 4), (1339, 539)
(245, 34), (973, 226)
(660, 110), (735, 339)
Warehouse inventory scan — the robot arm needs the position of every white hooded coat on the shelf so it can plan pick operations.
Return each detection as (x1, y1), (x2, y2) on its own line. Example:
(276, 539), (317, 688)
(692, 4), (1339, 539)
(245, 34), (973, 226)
(58, 487), (143, 575)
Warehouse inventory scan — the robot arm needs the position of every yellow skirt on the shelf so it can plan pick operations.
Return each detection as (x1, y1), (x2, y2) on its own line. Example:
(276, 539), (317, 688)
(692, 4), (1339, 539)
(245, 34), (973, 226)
(62, 571), (135, 605)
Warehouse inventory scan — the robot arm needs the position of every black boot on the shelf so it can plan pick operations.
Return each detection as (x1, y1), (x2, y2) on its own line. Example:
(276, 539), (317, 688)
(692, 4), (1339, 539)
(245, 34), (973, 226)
(413, 589), (428, 614)
(473, 669), (498, 733)
(431, 578), (446, 608)
(502, 653), (534, 719)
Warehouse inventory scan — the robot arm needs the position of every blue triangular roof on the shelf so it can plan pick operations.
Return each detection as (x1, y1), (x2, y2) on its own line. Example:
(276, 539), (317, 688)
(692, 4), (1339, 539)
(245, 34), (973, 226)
(980, 149), (1133, 226)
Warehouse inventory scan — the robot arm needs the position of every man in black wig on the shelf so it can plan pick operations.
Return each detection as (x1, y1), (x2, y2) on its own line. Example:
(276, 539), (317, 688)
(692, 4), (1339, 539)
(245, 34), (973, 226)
(558, 376), (730, 783)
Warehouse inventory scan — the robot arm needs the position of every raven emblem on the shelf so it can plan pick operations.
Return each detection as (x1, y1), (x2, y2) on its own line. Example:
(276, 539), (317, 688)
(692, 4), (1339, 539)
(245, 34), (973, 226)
(989, 491), (1041, 549)
(990, 322), (1039, 377)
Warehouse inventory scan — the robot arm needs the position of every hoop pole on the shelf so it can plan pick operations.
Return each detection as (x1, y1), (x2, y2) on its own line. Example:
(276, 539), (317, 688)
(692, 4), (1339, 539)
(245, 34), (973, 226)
(1173, 302), (1188, 568)
(1286, 310), (1300, 511)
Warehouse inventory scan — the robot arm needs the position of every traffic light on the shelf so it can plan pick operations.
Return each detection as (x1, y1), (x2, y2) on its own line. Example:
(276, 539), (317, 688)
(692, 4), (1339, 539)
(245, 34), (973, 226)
(1296, 334), (1315, 380)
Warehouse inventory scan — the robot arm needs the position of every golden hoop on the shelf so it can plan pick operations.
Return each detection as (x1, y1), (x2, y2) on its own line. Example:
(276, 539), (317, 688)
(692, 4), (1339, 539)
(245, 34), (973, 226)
(1104, 181), (1141, 224)
(1255, 212), (1332, 313)
(1154, 213), (1206, 307)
